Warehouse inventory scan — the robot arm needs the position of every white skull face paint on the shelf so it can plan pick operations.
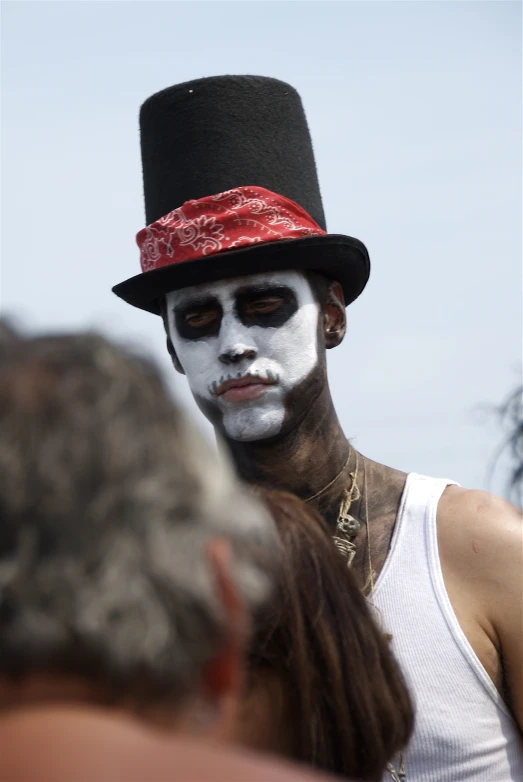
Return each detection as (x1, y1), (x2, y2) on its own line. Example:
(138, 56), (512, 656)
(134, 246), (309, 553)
(166, 271), (319, 441)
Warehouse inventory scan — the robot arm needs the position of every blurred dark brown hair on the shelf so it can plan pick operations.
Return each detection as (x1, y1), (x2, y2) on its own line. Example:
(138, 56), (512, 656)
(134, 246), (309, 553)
(248, 489), (414, 782)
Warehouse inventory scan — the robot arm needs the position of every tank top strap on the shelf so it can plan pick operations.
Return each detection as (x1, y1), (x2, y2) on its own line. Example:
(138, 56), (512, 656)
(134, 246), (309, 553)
(373, 472), (458, 599)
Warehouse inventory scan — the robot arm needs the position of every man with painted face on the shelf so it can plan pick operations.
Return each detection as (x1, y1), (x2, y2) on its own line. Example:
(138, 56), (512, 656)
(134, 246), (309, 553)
(113, 76), (523, 780)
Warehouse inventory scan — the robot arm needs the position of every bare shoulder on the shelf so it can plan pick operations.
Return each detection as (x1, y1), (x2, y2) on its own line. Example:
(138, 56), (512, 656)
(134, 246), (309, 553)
(437, 485), (522, 594)
(438, 487), (523, 723)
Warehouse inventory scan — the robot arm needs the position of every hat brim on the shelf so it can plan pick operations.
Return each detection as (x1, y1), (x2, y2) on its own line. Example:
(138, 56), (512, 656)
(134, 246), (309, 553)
(112, 234), (370, 314)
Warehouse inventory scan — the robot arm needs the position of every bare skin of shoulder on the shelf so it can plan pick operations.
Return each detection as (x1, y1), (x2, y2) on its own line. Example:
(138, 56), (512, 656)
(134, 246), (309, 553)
(437, 486), (523, 729)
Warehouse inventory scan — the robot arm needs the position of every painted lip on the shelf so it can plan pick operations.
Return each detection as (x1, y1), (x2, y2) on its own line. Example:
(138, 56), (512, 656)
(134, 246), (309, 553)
(213, 374), (277, 402)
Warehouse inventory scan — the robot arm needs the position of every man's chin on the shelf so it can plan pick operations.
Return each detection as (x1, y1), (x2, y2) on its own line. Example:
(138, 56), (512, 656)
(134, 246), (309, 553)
(224, 424), (285, 443)
(221, 402), (286, 442)
(193, 392), (286, 442)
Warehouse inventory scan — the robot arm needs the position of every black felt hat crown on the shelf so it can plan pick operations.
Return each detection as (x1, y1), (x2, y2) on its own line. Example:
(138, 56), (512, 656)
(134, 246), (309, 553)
(113, 75), (370, 314)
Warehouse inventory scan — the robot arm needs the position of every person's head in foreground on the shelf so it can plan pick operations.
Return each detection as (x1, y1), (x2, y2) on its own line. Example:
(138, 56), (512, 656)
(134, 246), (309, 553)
(232, 489), (414, 782)
(0, 320), (300, 777)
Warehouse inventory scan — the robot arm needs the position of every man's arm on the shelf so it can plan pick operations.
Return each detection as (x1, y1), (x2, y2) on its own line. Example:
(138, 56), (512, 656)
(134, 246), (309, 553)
(438, 487), (523, 731)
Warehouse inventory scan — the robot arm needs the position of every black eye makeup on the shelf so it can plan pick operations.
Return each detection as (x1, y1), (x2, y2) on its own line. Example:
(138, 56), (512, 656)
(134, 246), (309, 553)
(172, 284), (299, 340)
(235, 285), (298, 328)
(174, 296), (222, 340)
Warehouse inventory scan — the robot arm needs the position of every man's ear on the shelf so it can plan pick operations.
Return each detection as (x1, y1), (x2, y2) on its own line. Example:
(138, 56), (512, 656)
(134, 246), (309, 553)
(203, 539), (246, 711)
(323, 281), (346, 349)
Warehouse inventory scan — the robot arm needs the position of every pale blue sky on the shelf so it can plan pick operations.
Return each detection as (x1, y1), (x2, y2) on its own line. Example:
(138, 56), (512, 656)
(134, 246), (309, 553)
(2, 1), (521, 494)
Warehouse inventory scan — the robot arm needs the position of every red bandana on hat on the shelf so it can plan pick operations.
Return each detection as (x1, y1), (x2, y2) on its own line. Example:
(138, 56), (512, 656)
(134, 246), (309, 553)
(137, 186), (326, 273)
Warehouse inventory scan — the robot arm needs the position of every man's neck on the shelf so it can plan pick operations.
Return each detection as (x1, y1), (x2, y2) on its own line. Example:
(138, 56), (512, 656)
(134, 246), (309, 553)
(221, 385), (408, 587)
(223, 385), (350, 503)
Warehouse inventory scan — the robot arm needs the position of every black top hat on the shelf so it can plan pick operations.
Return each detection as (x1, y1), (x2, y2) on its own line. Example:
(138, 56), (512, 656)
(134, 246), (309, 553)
(113, 75), (370, 314)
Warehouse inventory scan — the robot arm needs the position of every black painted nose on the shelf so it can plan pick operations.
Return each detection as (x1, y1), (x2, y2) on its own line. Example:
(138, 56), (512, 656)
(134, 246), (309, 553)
(219, 347), (257, 365)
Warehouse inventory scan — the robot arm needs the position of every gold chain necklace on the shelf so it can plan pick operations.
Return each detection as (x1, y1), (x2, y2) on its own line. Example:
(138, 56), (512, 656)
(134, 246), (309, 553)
(332, 454), (361, 567)
(387, 757), (406, 782)
(303, 446), (363, 569)
(303, 447), (363, 568)
(303, 448), (352, 503)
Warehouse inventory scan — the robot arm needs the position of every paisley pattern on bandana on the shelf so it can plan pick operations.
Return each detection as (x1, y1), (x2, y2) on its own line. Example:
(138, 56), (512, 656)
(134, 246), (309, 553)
(137, 186), (325, 273)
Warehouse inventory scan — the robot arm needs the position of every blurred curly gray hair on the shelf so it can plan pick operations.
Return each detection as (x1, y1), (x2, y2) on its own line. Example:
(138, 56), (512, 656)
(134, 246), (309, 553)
(0, 322), (279, 706)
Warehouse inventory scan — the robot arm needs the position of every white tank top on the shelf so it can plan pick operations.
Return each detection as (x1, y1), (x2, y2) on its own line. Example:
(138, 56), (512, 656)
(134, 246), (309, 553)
(373, 473), (523, 781)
